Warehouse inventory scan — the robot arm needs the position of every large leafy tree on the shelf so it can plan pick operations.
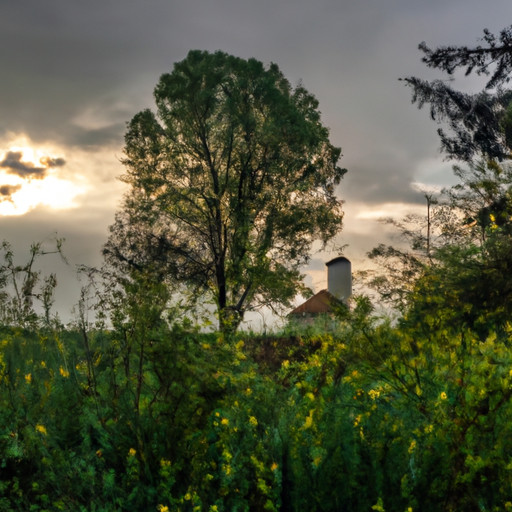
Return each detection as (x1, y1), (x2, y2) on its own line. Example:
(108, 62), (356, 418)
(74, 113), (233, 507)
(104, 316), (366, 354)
(105, 50), (346, 332)
(403, 26), (512, 161)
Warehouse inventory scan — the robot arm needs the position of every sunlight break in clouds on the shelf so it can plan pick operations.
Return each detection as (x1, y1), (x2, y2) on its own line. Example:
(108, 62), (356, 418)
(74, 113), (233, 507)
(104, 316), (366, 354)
(354, 202), (426, 222)
(0, 137), (87, 216)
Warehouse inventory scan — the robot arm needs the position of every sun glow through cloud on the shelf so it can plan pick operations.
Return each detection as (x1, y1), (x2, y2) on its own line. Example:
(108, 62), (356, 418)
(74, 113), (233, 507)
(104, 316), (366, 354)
(0, 138), (87, 216)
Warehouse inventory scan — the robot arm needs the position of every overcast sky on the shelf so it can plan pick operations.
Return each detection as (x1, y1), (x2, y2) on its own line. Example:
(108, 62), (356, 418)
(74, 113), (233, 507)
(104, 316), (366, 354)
(1, 0), (511, 321)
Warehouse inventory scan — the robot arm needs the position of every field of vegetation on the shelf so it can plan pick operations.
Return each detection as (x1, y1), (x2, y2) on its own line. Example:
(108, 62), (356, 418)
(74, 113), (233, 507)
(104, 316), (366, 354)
(1, 218), (512, 512)
(3, 27), (512, 511)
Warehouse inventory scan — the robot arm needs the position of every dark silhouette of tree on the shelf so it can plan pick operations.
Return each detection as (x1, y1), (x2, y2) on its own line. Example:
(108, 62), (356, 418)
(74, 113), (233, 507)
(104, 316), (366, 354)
(403, 26), (512, 161)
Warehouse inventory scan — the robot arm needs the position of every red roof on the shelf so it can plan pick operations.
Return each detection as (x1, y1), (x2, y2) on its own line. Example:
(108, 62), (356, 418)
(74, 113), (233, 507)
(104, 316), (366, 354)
(288, 289), (337, 315)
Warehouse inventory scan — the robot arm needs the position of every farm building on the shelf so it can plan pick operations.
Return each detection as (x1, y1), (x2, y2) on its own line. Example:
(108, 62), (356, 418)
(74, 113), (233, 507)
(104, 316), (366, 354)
(288, 256), (352, 325)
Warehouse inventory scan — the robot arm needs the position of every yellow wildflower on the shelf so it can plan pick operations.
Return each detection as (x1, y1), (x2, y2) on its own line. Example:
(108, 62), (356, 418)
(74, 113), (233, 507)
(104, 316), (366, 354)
(282, 359), (290, 368)
(25, 373), (32, 384)
(59, 366), (69, 378)
(304, 410), (314, 429)
(184, 493), (192, 501)
(249, 416), (258, 427)
(35, 424), (47, 435)
(158, 506), (169, 512)
(271, 462), (278, 471)
(440, 391), (448, 400)
(221, 417), (229, 426)
(368, 389), (380, 400)
(128, 448), (136, 457)
(408, 440), (416, 454)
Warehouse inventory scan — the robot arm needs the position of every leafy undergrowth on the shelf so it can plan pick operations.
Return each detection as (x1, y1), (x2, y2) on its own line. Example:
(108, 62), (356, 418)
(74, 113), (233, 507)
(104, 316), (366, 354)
(0, 305), (510, 511)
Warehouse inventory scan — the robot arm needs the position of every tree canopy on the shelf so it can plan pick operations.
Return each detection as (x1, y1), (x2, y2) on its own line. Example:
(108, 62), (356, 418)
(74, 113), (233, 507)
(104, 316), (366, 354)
(403, 26), (512, 161)
(104, 50), (346, 332)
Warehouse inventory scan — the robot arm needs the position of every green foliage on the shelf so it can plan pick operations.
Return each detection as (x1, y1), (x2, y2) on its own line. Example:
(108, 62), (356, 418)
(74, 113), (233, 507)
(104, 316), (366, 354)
(1, 276), (512, 510)
(105, 50), (346, 332)
(2, 174), (512, 512)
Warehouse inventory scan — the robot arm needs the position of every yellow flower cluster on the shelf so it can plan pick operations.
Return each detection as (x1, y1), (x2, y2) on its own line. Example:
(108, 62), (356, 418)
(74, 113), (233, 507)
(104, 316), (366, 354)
(368, 389), (380, 400)
(128, 448), (136, 457)
(249, 416), (258, 427)
(59, 366), (70, 378)
(304, 410), (314, 429)
(35, 424), (47, 435)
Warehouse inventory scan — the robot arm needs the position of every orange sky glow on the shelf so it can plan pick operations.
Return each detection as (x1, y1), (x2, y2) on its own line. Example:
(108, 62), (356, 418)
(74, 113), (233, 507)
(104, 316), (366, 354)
(0, 139), (88, 216)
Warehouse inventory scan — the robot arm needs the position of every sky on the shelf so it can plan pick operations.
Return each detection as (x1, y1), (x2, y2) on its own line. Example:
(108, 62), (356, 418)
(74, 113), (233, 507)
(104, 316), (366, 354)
(1, 0), (511, 323)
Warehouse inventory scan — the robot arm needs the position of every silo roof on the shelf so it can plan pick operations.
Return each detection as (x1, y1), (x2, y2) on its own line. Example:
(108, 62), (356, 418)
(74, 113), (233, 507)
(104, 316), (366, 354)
(326, 256), (350, 266)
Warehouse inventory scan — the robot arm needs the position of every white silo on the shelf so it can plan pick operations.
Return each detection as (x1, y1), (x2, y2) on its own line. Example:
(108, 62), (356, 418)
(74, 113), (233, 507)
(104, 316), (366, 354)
(326, 256), (352, 302)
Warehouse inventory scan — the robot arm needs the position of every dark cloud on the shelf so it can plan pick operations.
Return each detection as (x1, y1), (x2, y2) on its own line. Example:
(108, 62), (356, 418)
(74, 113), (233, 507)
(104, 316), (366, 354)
(0, 151), (67, 179)
(0, 151), (47, 178)
(67, 124), (125, 149)
(40, 156), (66, 168)
(0, 184), (22, 200)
